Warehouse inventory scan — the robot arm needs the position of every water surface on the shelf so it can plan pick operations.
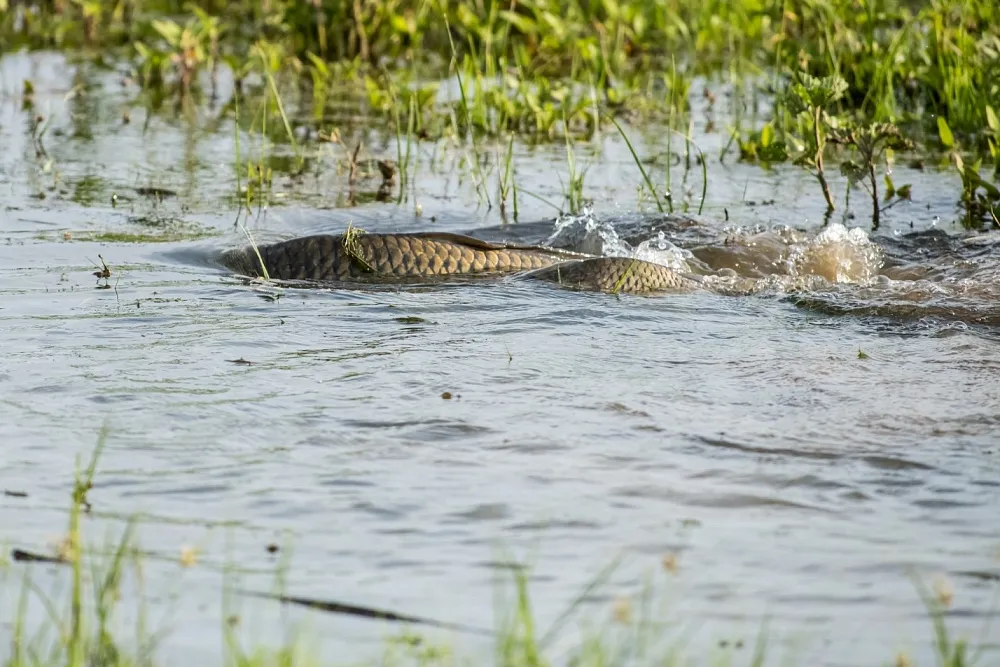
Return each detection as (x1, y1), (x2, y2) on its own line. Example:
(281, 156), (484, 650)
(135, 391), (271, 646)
(1, 51), (999, 667)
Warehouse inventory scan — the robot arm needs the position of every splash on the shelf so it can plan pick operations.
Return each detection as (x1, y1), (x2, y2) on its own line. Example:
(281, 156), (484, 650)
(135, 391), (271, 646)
(546, 208), (695, 271)
(785, 223), (884, 284)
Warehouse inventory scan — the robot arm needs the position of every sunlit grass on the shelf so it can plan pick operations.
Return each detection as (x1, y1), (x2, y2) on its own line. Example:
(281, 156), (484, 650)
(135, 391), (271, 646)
(7, 0), (998, 141)
(7, 0), (999, 226)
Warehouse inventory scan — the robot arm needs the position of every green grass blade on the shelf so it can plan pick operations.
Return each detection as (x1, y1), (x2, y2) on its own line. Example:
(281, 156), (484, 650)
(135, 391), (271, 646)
(609, 115), (664, 213)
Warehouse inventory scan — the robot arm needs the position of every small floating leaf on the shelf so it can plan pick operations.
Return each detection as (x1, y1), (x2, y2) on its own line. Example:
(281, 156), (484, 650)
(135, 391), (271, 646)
(857, 349), (870, 359)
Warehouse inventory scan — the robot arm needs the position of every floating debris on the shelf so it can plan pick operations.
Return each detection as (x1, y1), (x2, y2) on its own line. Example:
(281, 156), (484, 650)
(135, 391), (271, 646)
(239, 590), (492, 636)
(134, 186), (177, 198)
(179, 546), (198, 567)
(11, 548), (66, 565)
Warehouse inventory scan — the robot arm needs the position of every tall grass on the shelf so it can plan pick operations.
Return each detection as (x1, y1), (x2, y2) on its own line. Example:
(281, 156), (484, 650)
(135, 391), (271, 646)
(610, 117), (665, 214)
(11, 0), (997, 222)
(8, 0), (999, 144)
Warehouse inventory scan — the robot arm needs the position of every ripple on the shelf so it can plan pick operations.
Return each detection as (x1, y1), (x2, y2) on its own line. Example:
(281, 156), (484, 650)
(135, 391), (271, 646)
(613, 485), (831, 512)
(5, 150), (1000, 667)
(509, 519), (604, 531)
(695, 435), (841, 461)
(860, 455), (935, 471)
(447, 503), (510, 522)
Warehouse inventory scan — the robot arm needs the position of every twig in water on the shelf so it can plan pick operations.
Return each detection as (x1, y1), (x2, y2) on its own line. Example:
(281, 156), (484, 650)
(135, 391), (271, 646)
(239, 589), (494, 636)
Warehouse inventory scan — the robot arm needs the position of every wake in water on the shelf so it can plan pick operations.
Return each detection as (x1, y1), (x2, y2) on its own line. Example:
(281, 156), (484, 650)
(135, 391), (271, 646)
(543, 209), (1000, 329)
(545, 209), (884, 289)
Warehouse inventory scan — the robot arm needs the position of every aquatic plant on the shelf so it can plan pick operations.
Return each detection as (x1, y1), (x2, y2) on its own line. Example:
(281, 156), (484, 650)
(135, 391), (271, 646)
(783, 72), (849, 214)
(4, 0), (1000, 231)
(4, 0), (997, 126)
(562, 114), (589, 215)
(610, 117), (664, 213)
(497, 133), (519, 222)
(829, 121), (915, 228)
(737, 123), (788, 165)
(937, 116), (1000, 228)
(133, 6), (221, 97)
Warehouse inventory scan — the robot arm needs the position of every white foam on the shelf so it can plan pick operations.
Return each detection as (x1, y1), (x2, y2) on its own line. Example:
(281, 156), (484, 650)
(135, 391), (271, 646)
(545, 209), (694, 271)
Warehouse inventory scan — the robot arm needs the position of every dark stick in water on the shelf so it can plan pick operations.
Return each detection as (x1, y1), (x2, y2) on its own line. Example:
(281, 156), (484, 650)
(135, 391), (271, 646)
(239, 589), (495, 636)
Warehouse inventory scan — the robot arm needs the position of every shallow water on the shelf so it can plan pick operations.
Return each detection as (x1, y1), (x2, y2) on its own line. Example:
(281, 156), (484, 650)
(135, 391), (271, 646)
(1, 51), (999, 666)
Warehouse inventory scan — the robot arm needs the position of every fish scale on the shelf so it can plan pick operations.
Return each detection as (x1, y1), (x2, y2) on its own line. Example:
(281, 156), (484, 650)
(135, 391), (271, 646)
(219, 232), (701, 294)
(525, 257), (700, 293)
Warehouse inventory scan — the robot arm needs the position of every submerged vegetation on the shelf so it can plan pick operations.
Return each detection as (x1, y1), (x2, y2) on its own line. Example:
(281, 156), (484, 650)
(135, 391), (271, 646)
(2, 0), (1000, 226)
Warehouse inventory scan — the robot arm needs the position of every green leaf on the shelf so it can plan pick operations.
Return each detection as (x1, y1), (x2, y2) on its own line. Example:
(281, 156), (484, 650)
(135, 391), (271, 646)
(936, 116), (954, 149)
(897, 184), (912, 199)
(840, 160), (866, 186)
(986, 106), (1000, 133)
(305, 52), (328, 77)
(760, 123), (773, 148)
(390, 14), (412, 34)
(455, 4), (480, 30)
(151, 19), (182, 46)
(760, 141), (788, 163)
(979, 177), (1000, 200)
(499, 10), (537, 34)
(884, 173), (896, 199)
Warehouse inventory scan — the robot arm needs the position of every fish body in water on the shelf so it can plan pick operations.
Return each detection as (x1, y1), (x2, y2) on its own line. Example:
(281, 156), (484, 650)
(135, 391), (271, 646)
(220, 231), (702, 294)
(523, 257), (702, 293)
(214, 219), (1000, 328)
(222, 232), (582, 281)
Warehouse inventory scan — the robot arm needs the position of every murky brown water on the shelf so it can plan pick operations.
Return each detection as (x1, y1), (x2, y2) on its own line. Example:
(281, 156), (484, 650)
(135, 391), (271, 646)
(1, 51), (999, 666)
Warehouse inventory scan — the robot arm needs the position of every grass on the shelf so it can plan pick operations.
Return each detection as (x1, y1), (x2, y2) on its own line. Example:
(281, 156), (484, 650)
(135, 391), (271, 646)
(2, 430), (997, 667)
(4, 0), (1000, 226)
(76, 230), (218, 243)
(4, 4), (999, 662)
(610, 116), (664, 214)
(6, 0), (999, 135)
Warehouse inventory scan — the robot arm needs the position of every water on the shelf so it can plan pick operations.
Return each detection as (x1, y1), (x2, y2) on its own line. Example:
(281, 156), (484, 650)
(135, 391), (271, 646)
(1, 51), (999, 666)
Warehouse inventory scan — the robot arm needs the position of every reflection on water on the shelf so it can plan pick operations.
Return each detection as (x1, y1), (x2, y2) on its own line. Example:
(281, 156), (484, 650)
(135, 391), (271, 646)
(1, 51), (999, 667)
